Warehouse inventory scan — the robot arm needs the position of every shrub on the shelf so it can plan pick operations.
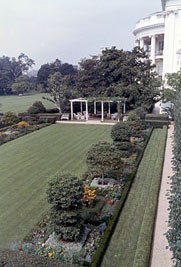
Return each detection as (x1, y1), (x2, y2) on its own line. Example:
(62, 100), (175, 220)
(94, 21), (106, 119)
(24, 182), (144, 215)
(28, 105), (39, 114)
(32, 101), (46, 113)
(1, 112), (20, 125)
(111, 122), (133, 142)
(87, 142), (123, 184)
(47, 174), (84, 241)
(134, 107), (146, 119)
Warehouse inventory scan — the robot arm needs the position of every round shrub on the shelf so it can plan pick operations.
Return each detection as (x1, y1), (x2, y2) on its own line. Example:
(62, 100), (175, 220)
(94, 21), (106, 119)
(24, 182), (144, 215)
(111, 122), (133, 142)
(47, 174), (84, 210)
(28, 106), (39, 114)
(47, 174), (84, 241)
(32, 101), (46, 113)
(1, 112), (20, 125)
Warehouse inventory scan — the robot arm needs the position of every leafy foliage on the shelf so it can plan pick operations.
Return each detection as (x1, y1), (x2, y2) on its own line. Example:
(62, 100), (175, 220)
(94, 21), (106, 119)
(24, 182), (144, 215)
(111, 122), (133, 142)
(47, 174), (84, 241)
(1, 112), (20, 125)
(0, 54), (34, 95)
(87, 142), (123, 184)
(11, 75), (35, 94)
(77, 47), (160, 111)
(167, 92), (181, 266)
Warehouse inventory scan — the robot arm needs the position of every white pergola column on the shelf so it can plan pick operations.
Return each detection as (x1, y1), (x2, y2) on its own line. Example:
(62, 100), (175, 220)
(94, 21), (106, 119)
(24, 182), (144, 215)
(94, 101), (96, 115)
(70, 101), (73, 120)
(85, 101), (88, 121)
(151, 35), (156, 64)
(101, 101), (104, 122)
(123, 102), (126, 114)
(140, 38), (144, 49)
(80, 102), (83, 114)
(108, 102), (111, 118)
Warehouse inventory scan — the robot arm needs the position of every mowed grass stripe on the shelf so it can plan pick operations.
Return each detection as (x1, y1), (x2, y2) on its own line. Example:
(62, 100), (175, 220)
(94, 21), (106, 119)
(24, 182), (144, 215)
(0, 124), (111, 248)
(101, 128), (166, 267)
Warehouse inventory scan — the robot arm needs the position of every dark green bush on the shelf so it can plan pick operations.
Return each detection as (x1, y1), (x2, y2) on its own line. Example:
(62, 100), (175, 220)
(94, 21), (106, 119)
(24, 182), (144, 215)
(47, 174), (84, 210)
(111, 122), (133, 142)
(32, 101), (46, 113)
(47, 174), (84, 241)
(134, 107), (146, 119)
(28, 105), (39, 114)
(46, 108), (59, 113)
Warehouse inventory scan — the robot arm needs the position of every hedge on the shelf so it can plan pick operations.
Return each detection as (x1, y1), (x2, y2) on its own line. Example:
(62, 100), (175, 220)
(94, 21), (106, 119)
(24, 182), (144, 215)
(144, 119), (169, 128)
(88, 128), (153, 267)
(167, 92), (181, 266)
(145, 114), (169, 121)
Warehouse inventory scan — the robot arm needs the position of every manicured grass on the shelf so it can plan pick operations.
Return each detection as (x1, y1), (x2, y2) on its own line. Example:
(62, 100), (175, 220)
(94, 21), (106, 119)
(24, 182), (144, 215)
(0, 93), (54, 114)
(0, 124), (111, 248)
(101, 127), (167, 267)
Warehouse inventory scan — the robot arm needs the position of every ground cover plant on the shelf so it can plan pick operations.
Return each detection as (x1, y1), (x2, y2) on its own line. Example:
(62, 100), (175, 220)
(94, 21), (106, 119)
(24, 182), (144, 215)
(0, 93), (54, 114)
(0, 124), (111, 248)
(101, 127), (167, 267)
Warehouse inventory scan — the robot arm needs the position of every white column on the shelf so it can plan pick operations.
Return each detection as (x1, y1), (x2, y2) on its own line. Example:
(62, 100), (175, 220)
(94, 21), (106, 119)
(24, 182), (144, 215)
(108, 102), (111, 118)
(70, 101), (73, 120)
(101, 101), (104, 122)
(123, 102), (126, 114)
(151, 35), (156, 64)
(94, 101), (96, 115)
(85, 101), (88, 121)
(80, 102), (83, 114)
(140, 38), (144, 49)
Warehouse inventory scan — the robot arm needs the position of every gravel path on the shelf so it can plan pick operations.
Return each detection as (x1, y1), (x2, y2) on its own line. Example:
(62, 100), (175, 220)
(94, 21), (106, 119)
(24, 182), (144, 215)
(150, 124), (174, 267)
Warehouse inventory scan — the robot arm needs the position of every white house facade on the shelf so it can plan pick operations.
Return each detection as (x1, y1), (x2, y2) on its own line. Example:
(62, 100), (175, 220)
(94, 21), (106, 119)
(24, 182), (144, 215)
(134, 0), (181, 80)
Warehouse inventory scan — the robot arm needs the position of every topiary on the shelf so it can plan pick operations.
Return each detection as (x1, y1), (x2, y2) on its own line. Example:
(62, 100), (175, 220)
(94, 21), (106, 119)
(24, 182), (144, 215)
(32, 101), (46, 113)
(28, 105), (39, 114)
(111, 122), (133, 142)
(47, 174), (84, 241)
(87, 142), (123, 184)
(47, 174), (84, 210)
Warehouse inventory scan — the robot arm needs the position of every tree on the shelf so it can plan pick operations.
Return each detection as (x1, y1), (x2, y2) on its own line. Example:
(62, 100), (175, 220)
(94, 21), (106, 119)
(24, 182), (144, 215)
(87, 142), (123, 184)
(0, 54), (34, 95)
(77, 47), (160, 111)
(37, 59), (78, 89)
(45, 72), (74, 113)
(11, 75), (35, 94)
(163, 71), (181, 103)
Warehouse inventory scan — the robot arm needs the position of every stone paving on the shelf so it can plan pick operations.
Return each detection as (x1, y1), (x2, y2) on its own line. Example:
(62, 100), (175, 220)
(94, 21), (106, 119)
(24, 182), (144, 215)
(150, 124), (174, 267)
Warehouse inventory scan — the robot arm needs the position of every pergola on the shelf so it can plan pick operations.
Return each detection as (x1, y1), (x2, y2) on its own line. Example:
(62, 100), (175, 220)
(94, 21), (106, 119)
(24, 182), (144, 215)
(69, 97), (127, 122)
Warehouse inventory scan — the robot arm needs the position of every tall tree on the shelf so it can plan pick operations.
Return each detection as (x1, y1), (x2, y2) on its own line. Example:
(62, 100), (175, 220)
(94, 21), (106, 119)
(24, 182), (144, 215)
(37, 59), (78, 90)
(45, 72), (73, 113)
(0, 54), (34, 95)
(77, 47), (160, 111)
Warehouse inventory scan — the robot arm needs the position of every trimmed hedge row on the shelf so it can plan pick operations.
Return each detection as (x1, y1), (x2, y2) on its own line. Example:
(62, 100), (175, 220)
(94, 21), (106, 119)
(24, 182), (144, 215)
(145, 114), (169, 121)
(144, 119), (169, 128)
(88, 128), (153, 267)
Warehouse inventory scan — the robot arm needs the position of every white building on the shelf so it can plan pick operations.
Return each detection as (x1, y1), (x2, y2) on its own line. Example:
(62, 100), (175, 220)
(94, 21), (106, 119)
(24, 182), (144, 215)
(134, 0), (181, 80)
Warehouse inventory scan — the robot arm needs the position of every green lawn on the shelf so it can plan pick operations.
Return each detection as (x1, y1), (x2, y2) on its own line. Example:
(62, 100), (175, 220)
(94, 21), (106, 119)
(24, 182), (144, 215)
(101, 128), (167, 267)
(0, 93), (54, 114)
(0, 124), (111, 248)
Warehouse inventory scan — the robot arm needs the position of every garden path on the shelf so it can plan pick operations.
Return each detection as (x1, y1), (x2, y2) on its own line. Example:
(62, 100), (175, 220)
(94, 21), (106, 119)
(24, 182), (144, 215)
(150, 125), (174, 267)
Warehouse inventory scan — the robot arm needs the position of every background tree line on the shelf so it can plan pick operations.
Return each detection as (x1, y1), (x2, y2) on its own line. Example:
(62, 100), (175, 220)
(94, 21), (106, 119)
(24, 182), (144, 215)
(0, 46), (161, 112)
